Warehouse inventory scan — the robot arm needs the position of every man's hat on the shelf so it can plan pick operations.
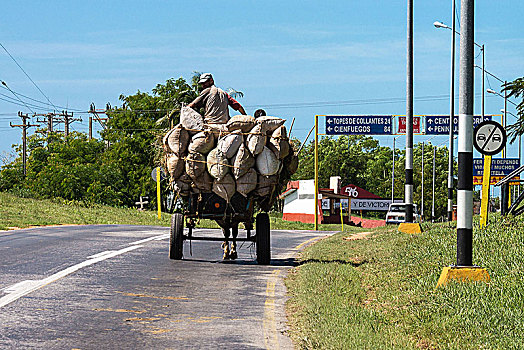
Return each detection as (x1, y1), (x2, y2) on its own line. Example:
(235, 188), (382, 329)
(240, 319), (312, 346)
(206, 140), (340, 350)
(198, 73), (213, 84)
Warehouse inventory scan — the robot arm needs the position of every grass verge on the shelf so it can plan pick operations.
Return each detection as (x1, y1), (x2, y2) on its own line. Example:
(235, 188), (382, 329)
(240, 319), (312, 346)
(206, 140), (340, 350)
(285, 216), (524, 349)
(0, 192), (352, 232)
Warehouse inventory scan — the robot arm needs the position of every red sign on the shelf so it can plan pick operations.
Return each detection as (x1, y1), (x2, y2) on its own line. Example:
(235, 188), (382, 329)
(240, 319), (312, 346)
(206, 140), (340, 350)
(398, 116), (421, 134)
(340, 185), (381, 199)
(473, 176), (520, 186)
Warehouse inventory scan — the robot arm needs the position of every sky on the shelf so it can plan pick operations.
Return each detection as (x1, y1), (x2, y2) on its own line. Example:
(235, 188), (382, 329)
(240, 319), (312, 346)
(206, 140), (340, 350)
(1, 0), (523, 163)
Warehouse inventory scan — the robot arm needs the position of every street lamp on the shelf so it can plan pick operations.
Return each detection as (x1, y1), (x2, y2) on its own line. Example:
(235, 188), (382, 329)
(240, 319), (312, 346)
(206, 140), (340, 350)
(435, 12), (485, 221)
(433, 21), (450, 29)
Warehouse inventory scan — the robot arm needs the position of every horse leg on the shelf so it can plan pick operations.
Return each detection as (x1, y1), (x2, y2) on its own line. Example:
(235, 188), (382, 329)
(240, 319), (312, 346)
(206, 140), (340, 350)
(229, 224), (238, 260)
(221, 226), (231, 260)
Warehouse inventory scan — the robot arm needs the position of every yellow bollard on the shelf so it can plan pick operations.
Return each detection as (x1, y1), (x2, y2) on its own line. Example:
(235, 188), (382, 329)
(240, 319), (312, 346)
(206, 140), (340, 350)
(480, 155), (492, 228)
(157, 167), (161, 220)
(340, 202), (344, 232)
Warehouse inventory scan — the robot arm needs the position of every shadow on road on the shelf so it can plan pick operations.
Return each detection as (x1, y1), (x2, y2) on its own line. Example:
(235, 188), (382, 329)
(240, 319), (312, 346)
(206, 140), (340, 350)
(176, 257), (299, 267)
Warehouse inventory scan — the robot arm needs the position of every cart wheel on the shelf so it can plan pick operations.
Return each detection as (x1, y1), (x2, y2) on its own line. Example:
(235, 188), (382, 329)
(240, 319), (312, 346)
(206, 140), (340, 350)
(169, 213), (184, 260)
(256, 213), (271, 265)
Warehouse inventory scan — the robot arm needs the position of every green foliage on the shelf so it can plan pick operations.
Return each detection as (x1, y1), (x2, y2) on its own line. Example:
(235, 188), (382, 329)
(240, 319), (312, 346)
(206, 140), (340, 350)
(503, 77), (524, 143)
(294, 135), (388, 190)
(17, 132), (125, 206)
(287, 215), (524, 349)
(102, 75), (200, 206)
(294, 135), (455, 220)
(0, 74), (201, 207)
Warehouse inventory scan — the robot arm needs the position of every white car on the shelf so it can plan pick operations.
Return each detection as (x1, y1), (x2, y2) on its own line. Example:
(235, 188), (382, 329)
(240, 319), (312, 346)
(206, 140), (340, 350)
(385, 203), (420, 224)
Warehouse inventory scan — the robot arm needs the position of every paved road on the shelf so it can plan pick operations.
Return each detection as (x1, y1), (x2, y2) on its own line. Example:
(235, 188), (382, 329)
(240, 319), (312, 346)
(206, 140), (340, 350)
(0, 225), (333, 349)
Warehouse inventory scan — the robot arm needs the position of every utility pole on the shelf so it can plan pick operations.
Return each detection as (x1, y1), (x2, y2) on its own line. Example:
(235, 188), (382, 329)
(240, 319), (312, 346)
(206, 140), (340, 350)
(60, 110), (81, 137)
(9, 112), (38, 175)
(432, 145), (436, 222)
(392, 137), (396, 203)
(457, 0), (474, 266)
(35, 112), (57, 135)
(89, 115), (93, 139)
(422, 142), (425, 220)
(447, 0), (456, 222)
(405, 0), (414, 223)
(88, 103), (109, 139)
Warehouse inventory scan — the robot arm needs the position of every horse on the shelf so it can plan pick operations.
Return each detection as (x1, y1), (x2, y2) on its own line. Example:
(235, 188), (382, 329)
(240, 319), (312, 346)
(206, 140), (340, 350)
(217, 219), (239, 260)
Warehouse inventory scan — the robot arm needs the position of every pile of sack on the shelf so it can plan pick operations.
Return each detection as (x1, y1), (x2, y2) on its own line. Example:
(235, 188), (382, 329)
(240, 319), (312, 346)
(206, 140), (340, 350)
(162, 107), (298, 206)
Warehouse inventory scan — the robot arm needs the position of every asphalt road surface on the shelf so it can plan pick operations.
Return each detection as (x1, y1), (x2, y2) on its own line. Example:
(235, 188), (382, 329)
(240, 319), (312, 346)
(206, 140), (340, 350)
(0, 225), (333, 349)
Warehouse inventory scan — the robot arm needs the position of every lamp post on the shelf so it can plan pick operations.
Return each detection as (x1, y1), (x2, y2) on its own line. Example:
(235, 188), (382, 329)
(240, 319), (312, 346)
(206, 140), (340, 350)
(405, 0), (414, 223)
(435, 12), (485, 221)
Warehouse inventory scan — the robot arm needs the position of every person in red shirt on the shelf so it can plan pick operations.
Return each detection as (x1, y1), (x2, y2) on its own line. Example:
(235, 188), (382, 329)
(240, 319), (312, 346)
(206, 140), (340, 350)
(188, 73), (247, 124)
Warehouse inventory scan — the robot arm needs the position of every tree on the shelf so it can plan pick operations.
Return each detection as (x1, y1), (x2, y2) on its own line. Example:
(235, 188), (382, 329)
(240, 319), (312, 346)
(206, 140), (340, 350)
(294, 135), (393, 193)
(503, 77), (524, 142)
(101, 75), (202, 206)
(292, 135), (455, 220)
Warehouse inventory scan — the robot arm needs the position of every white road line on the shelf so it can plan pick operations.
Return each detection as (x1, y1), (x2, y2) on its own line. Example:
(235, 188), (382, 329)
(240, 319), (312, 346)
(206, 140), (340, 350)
(87, 251), (117, 259)
(0, 245), (143, 309)
(128, 233), (169, 245)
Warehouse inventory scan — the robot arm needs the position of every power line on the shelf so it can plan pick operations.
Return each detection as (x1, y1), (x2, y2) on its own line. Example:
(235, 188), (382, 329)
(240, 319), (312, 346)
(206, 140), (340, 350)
(0, 42), (58, 110)
(0, 84), (83, 111)
(0, 89), (53, 111)
(1, 81), (35, 113)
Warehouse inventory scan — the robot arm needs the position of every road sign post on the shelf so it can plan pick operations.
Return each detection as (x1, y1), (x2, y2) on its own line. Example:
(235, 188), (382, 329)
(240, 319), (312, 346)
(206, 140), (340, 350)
(325, 116), (392, 135)
(480, 155), (492, 228)
(315, 115), (319, 231)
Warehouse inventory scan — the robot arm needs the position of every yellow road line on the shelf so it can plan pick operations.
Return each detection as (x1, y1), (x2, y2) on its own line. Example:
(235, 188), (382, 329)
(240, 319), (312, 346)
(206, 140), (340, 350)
(295, 236), (324, 251)
(263, 270), (281, 350)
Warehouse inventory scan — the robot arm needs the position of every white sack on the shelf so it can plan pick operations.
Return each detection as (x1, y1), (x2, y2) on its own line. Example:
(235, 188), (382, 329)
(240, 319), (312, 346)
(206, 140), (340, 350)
(180, 106), (204, 133)
(166, 124), (190, 155)
(232, 143), (255, 179)
(188, 131), (215, 154)
(256, 116), (285, 134)
(269, 125), (290, 159)
(166, 153), (184, 179)
(226, 115), (256, 133)
(246, 124), (266, 156)
(207, 147), (230, 180)
(204, 123), (228, 138)
(256, 146), (280, 176)
(185, 152), (206, 180)
(236, 168), (257, 197)
(218, 130), (243, 158)
(213, 173), (236, 202)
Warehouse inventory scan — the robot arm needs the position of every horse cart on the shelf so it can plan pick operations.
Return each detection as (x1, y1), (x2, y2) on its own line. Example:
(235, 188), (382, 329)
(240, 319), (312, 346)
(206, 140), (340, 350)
(168, 192), (271, 264)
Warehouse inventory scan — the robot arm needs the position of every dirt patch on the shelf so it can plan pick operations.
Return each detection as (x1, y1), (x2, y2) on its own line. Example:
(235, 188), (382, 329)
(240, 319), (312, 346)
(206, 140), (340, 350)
(2, 224), (82, 232)
(416, 338), (437, 350)
(343, 231), (374, 241)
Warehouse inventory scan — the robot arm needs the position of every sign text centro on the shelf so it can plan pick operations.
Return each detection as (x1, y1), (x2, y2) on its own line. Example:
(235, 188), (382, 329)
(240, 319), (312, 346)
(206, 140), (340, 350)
(326, 116), (392, 135)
